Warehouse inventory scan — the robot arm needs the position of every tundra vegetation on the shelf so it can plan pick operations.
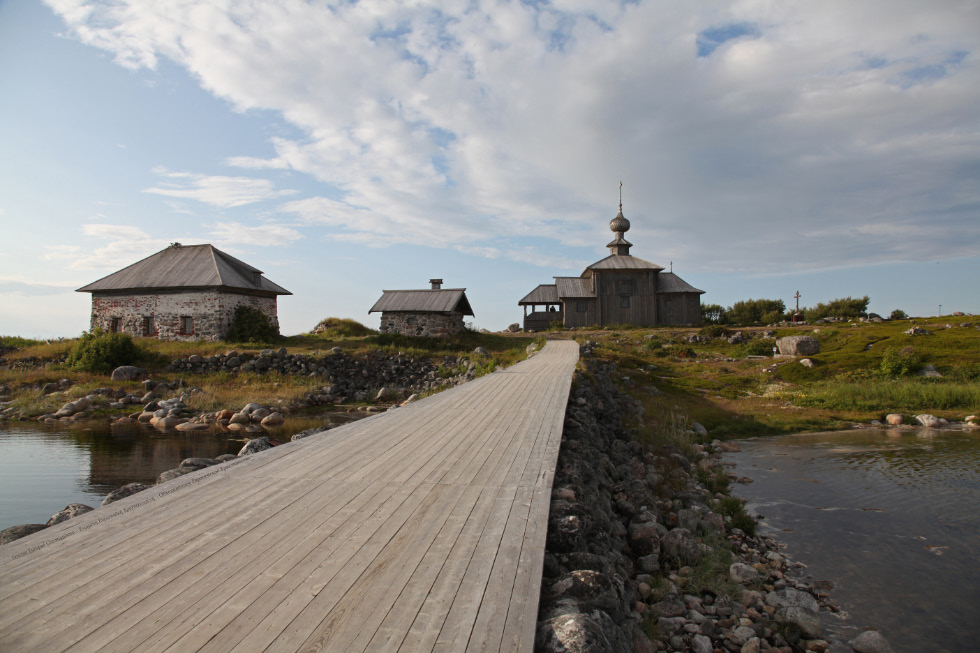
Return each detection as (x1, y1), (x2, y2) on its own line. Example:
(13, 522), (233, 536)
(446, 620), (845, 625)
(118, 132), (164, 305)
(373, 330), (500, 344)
(0, 321), (538, 418)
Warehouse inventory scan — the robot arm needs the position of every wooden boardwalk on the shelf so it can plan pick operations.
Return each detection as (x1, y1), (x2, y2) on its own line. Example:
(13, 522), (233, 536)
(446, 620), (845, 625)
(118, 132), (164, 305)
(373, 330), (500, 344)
(0, 340), (579, 652)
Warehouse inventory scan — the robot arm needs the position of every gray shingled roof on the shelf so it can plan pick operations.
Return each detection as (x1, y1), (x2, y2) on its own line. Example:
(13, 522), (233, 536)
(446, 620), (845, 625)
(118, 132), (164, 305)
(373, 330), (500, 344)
(518, 284), (559, 305)
(369, 289), (474, 316)
(656, 272), (705, 294)
(555, 277), (595, 298)
(586, 254), (665, 271)
(76, 244), (291, 295)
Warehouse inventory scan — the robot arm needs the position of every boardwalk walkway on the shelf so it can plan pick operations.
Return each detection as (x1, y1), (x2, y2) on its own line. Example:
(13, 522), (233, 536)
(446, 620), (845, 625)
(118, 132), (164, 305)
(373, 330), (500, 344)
(0, 340), (579, 652)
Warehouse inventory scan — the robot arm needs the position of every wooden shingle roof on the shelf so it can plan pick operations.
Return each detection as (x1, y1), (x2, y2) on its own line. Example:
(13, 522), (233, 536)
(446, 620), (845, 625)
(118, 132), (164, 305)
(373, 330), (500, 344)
(656, 272), (705, 294)
(76, 244), (291, 296)
(555, 277), (595, 298)
(586, 254), (664, 271)
(369, 289), (474, 316)
(518, 284), (559, 305)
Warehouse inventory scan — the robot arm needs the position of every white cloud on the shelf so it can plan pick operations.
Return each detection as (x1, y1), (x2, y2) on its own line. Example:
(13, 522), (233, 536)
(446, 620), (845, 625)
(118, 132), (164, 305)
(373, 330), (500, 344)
(143, 169), (296, 208)
(43, 223), (170, 271)
(207, 221), (303, 247)
(44, 0), (980, 273)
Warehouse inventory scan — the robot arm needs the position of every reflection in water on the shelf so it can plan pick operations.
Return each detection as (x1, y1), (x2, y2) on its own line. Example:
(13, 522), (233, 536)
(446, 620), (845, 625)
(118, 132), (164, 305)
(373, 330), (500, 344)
(726, 429), (980, 653)
(0, 412), (363, 532)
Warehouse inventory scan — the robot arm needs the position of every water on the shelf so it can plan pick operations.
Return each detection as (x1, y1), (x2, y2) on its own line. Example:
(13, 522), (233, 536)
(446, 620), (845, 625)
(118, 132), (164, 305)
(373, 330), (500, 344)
(0, 412), (364, 532)
(725, 428), (980, 653)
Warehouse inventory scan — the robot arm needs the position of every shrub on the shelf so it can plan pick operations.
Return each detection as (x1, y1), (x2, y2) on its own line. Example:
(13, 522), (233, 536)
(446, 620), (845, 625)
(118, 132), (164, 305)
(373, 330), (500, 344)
(227, 306), (279, 343)
(701, 303), (727, 324)
(889, 309), (908, 320)
(880, 348), (922, 377)
(803, 296), (870, 321)
(727, 299), (786, 326)
(698, 324), (729, 338)
(733, 338), (776, 357)
(312, 317), (375, 338)
(66, 329), (144, 374)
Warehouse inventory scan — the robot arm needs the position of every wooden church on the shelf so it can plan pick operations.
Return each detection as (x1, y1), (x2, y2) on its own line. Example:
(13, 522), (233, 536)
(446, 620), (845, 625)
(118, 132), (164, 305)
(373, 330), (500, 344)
(518, 197), (704, 330)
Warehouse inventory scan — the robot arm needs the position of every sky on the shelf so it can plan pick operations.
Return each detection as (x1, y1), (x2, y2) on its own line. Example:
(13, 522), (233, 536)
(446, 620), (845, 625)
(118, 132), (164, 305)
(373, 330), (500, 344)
(1, 0), (978, 338)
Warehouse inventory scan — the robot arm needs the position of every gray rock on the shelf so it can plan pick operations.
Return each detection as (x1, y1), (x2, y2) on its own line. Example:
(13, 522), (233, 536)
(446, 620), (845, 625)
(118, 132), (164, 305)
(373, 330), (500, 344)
(376, 386), (394, 401)
(260, 412), (285, 426)
(915, 414), (944, 428)
(238, 437), (273, 456)
(776, 336), (819, 356)
(800, 358), (815, 368)
(110, 365), (147, 382)
(766, 588), (820, 613)
(627, 521), (660, 556)
(46, 503), (94, 526)
(729, 562), (759, 584)
(0, 523), (48, 545)
(692, 422), (708, 437)
(42, 382), (60, 395)
(542, 570), (630, 623)
(254, 356), (272, 371)
(215, 454), (237, 462)
(473, 346), (490, 356)
(226, 356), (241, 368)
(157, 468), (194, 484)
(535, 610), (630, 653)
(102, 482), (152, 507)
(661, 527), (701, 565)
(691, 633), (713, 653)
(180, 457), (219, 469)
(851, 630), (894, 653)
(885, 414), (903, 425)
(774, 605), (822, 639)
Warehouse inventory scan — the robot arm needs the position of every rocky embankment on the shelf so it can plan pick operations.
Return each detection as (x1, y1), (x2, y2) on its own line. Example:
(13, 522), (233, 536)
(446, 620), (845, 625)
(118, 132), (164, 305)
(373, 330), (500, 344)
(536, 351), (892, 653)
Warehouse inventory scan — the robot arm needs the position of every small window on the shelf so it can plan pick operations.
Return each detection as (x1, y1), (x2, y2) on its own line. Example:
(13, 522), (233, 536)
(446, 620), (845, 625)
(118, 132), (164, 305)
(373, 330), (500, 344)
(143, 316), (155, 336)
(180, 316), (193, 335)
(576, 301), (588, 313)
(620, 297), (631, 308)
(616, 280), (633, 295)
(110, 317), (121, 333)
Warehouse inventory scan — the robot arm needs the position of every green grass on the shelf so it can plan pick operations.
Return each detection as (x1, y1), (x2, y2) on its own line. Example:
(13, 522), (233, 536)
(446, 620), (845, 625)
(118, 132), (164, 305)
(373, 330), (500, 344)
(1, 335), (45, 349)
(309, 317), (377, 338)
(796, 379), (980, 413)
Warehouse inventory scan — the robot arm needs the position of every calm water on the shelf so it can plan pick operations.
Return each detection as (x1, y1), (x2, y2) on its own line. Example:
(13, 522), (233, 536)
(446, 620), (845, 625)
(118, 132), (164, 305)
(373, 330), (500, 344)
(725, 428), (980, 653)
(0, 413), (363, 531)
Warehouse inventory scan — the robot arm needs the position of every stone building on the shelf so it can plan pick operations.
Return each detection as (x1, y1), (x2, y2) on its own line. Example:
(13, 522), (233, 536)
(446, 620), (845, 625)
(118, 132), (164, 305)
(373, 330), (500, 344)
(369, 279), (474, 337)
(76, 243), (291, 341)
(518, 200), (704, 330)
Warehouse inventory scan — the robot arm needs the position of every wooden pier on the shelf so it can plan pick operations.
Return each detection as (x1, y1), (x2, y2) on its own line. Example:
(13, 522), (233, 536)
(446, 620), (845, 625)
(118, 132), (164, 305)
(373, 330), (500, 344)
(0, 340), (579, 652)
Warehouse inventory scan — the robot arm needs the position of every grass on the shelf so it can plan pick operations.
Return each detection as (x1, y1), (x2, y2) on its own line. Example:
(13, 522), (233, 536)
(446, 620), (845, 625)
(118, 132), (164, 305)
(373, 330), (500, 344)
(796, 379), (980, 413)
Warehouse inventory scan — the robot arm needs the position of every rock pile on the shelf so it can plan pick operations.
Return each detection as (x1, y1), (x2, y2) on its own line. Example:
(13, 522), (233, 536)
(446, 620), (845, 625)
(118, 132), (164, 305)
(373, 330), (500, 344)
(536, 356), (887, 653)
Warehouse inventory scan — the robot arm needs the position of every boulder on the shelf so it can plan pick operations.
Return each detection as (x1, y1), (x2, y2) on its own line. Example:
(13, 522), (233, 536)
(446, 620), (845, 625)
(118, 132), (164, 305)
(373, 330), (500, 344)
(660, 527), (701, 565)
(473, 346), (490, 356)
(766, 588), (820, 613)
(229, 412), (251, 425)
(915, 414), (944, 428)
(536, 610), (630, 653)
(157, 468), (194, 484)
(261, 412), (285, 427)
(238, 437), (273, 456)
(776, 336), (819, 356)
(729, 562), (759, 584)
(851, 630), (894, 653)
(376, 387), (394, 401)
(175, 421), (211, 432)
(774, 605), (822, 639)
(180, 457), (219, 469)
(0, 523), (48, 545)
(799, 358), (815, 368)
(102, 482), (152, 507)
(46, 503), (94, 526)
(110, 366), (147, 382)
(507, 323), (521, 333)
(885, 414), (903, 426)
(542, 570), (630, 623)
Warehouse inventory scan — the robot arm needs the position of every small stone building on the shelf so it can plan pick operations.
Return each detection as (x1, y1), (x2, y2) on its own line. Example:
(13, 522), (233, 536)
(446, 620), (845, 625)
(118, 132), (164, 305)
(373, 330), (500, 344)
(369, 279), (474, 337)
(76, 243), (291, 341)
(519, 200), (704, 330)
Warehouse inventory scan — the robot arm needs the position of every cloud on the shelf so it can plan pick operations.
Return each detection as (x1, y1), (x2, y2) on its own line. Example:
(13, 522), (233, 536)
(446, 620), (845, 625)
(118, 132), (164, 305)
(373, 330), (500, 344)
(143, 169), (297, 208)
(45, 0), (980, 274)
(44, 223), (170, 271)
(207, 221), (303, 246)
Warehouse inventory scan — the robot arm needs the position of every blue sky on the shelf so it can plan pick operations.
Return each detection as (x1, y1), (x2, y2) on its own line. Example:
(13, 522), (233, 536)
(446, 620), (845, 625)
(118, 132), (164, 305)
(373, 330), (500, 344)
(1, 0), (978, 338)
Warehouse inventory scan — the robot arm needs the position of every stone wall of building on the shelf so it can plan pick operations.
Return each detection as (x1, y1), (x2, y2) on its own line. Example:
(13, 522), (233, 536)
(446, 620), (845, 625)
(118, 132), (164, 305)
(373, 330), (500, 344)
(90, 291), (279, 341)
(378, 311), (465, 338)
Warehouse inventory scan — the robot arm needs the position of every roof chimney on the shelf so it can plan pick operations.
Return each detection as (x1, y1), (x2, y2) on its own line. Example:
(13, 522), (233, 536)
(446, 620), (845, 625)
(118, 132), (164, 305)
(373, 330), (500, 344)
(430, 278), (443, 290)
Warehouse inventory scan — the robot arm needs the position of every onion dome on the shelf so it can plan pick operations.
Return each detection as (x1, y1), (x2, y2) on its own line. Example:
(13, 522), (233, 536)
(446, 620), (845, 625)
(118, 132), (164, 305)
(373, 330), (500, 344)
(609, 208), (630, 234)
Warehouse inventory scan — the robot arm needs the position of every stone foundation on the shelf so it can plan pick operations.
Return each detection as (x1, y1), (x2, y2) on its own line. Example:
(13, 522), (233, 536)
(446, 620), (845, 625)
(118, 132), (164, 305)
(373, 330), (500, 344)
(378, 311), (465, 338)
(90, 291), (280, 341)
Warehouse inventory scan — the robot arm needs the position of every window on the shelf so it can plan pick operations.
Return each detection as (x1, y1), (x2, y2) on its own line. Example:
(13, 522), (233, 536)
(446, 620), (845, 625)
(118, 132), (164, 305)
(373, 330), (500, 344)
(616, 280), (633, 295)
(576, 301), (588, 313)
(110, 317), (121, 333)
(143, 316), (155, 336)
(620, 297), (631, 308)
(180, 316), (193, 335)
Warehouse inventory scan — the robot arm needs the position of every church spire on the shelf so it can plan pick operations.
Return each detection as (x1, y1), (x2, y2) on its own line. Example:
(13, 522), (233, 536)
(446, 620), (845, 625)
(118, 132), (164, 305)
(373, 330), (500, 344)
(607, 181), (632, 255)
